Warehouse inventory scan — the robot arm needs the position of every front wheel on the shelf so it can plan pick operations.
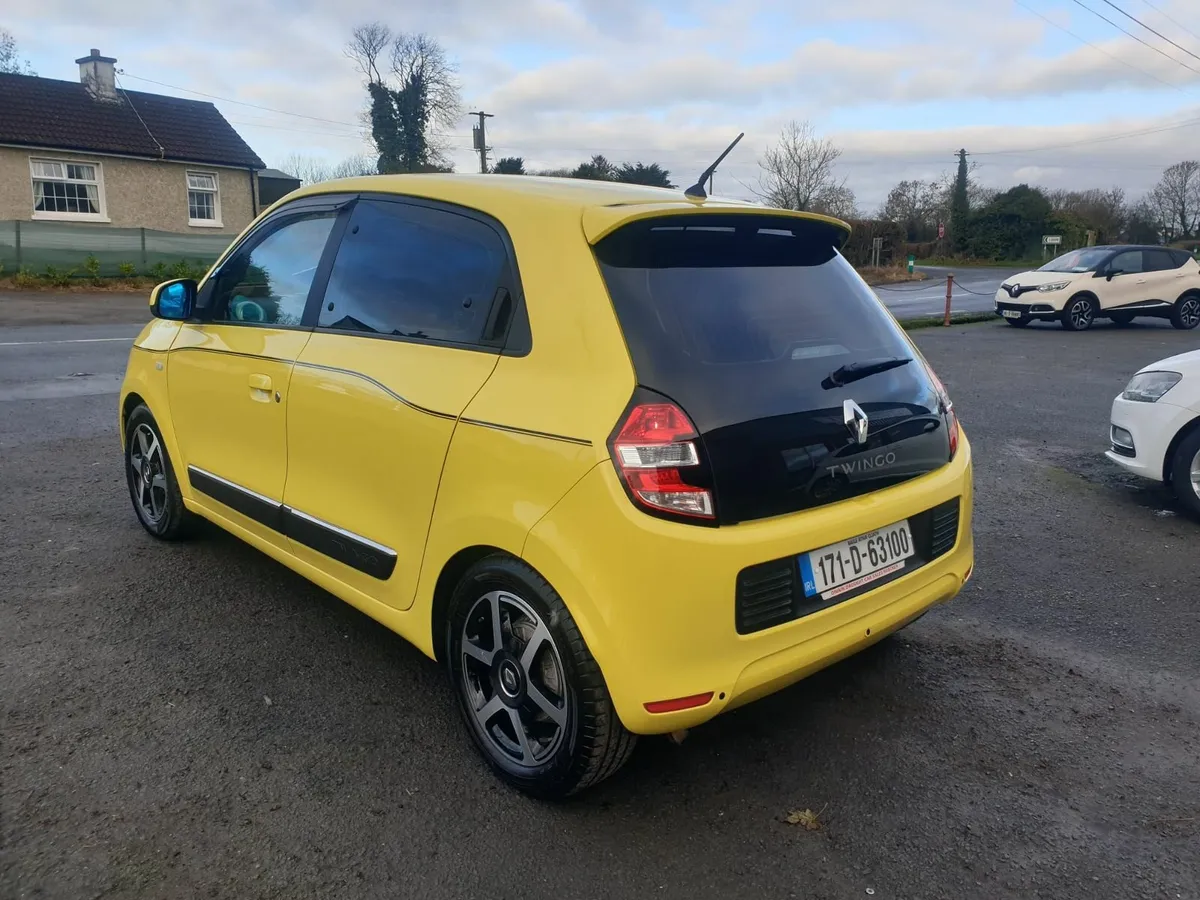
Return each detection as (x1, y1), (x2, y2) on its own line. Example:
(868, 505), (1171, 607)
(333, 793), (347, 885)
(1061, 295), (1096, 331)
(446, 555), (636, 799)
(1171, 294), (1200, 331)
(124, 405), (194, 540)
(1169, 428), (1200, 521)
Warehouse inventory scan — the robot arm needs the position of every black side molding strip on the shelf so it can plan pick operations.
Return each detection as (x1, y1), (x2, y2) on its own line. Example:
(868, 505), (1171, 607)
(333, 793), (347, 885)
(188, 466), (284, 532)
(186, 466), (397, 580)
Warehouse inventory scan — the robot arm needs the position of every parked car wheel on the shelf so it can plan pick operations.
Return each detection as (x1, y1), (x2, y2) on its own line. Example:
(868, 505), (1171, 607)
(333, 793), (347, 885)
(1109, 312), (1135, 326)
(124, 405), (194, 540)
(1061, 295), (1097, 331)
(446, 555), (636, 799)
(1170, 293), (1200, 331)
(1168, 427), (1200, 521)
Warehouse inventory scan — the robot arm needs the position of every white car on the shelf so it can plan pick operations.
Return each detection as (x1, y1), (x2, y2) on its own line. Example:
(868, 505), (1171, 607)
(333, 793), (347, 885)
(994, 245), (1200, 332)
(1106, 349), (1200, 519)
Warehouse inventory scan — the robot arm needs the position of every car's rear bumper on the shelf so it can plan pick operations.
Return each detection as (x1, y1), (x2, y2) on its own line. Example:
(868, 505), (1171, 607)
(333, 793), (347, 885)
(523, 433), (974, 735)
(1105, 394), (1196, 482)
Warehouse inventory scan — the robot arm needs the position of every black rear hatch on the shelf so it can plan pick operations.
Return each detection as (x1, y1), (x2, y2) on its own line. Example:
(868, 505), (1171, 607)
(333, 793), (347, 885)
(594, 213), (952, 526)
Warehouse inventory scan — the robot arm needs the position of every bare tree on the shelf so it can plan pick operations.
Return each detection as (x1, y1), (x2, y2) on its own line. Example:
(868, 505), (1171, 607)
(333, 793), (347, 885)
(1146, 161), (1200, 241)
(755, 121), (848, 213)
(1046, 187), (1127, 243)
(812, 183), (857, 220)
(1, 27), (34, 75)
(345, 22), (392, 85)
(278, 152), (378, 185)
(330, 153), (377, 179)
(345, 24), (461, 173)
(880, 179), (942, 239)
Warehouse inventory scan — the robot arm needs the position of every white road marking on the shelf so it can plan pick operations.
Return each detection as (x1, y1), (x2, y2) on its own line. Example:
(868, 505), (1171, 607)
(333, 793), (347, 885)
(0, 337), (134, 347)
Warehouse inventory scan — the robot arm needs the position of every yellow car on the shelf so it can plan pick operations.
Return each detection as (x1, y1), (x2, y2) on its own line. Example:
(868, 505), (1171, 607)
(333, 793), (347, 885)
(119, 175), (974, 798)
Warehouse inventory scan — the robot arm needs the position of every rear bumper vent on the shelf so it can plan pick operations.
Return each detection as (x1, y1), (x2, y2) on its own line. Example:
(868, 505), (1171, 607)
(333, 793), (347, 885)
(734, 498), (962, 634)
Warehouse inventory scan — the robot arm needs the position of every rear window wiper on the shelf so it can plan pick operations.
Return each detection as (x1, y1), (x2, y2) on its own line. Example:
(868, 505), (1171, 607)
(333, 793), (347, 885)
(822, 356), (912, 389)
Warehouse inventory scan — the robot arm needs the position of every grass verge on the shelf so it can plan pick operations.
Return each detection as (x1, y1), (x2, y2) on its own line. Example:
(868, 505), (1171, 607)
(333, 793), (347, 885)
(899, 312), (998, 330)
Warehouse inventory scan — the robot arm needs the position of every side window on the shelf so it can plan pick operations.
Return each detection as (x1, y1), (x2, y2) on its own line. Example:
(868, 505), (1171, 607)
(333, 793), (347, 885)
(1109, 250), (1143, 275)
(318, 199), (508, 345)
(1145, 250), (1178, 272)
(210, 214), (336, 326)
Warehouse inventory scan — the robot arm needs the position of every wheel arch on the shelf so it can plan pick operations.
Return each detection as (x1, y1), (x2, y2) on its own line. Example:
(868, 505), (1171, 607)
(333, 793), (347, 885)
(1175, 287), (1200, 303)
(120, 390), (146, 444)
(429, 544), (511, 663)
(1068, 289), (1099, 305)
(1162, 413), (1200, 484)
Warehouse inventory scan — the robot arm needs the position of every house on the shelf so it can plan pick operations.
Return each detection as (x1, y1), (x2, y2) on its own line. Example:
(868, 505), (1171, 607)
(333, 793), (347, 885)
(0, 49), (265, 236)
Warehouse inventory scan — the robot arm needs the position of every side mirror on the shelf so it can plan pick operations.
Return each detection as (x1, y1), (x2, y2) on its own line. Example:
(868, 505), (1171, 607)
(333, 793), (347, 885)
(149, 279), (196, 320)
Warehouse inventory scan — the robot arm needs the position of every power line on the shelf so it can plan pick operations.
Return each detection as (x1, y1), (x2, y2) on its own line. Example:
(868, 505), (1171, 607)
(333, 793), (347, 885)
(1011, 0), (1184, 91)
(1096, 0), (1200, 65)
(973, 113), (1200, 156)
(1139, 0), (1200, 46)
(1065, 0), (1200, 77)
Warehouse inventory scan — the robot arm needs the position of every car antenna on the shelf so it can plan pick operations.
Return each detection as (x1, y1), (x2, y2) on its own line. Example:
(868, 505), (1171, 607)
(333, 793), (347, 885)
(684, 132), (745, 200)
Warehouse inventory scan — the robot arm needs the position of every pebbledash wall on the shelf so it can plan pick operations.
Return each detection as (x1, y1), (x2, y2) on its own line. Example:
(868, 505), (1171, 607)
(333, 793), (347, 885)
(0, 146), (256, 235)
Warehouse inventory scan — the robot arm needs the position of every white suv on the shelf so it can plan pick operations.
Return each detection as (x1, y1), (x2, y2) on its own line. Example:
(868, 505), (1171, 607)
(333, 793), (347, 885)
(1106, 349), (1200, 520)
(994, 245), (1200, 332)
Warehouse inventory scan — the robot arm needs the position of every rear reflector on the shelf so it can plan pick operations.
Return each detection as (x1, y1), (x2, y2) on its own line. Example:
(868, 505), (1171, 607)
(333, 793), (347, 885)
(644, 692), (714, 714)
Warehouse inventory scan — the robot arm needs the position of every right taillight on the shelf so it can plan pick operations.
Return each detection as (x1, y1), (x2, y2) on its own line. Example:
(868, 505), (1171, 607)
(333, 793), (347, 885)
(610, 399), (715, 521)
(922, 362), (960, 460)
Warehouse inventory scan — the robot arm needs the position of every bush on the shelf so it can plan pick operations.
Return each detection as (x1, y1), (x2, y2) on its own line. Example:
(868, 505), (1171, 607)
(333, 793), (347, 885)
(83, 253), (103, 286)
(170, 259), (192, 280)
(13, 267), (40, 289)
(118, 262), (137, 278)
(149, 262), (168, 282)
(43, 265), (77, 287)
(841, 218), (908, 267)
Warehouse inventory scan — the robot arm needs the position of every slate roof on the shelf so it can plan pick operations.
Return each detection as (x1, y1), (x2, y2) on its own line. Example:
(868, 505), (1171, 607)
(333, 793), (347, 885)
(0, 72), (265, 169)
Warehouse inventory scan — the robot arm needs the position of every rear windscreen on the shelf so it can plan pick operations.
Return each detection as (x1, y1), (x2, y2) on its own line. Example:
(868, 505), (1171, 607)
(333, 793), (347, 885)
(593, 213), (948, 523)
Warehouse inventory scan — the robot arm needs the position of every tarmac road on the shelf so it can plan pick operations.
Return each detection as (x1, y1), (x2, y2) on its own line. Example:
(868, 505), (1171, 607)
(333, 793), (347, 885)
(2, 313), (1199, 899)
(873, 266), (1023, 318)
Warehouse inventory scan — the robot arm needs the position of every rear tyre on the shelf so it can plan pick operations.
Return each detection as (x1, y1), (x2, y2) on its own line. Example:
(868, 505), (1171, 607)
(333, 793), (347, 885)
(124, 405), (194, 540)
(1109, 312), (1135, 326)
(1004, 315), (1031, 328)
(1061, 295), (1096, 331)
(1168, 428), (1200, 521)
(1170, 294), (1200, 331)
(446, 555), (636, 799)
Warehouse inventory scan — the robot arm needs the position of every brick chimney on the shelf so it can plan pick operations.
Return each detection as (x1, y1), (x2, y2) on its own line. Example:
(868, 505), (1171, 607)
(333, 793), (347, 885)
(76, 49), (120, 102)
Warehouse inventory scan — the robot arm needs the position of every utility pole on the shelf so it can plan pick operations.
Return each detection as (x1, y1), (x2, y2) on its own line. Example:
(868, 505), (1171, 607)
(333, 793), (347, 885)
(469, 111), (494, 174)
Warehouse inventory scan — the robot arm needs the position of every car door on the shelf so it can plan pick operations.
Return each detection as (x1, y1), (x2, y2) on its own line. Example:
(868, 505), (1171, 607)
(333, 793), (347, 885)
(280, 196), (518, 609)
(1144, 249), (1185, 302)
(1100, 249), (1145, 311)
(167, 199), (347, 549)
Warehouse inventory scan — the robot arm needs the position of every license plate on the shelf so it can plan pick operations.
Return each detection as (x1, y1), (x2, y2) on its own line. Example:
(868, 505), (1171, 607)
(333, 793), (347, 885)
(1000, 309), (1023, 319)
(799, 521), (915, 599)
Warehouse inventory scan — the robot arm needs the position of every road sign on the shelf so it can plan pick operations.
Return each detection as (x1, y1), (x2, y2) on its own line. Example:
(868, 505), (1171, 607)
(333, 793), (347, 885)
(937, 223), (945, 239)
(1042, 234), (1062, 245)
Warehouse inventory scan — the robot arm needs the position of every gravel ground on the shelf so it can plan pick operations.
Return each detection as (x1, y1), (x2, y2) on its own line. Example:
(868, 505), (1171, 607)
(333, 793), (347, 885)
(2, 318), (1198, 900)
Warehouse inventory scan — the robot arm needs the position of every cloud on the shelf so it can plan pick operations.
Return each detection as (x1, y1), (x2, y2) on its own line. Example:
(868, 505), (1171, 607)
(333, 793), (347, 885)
(6, 0), (1199, 210)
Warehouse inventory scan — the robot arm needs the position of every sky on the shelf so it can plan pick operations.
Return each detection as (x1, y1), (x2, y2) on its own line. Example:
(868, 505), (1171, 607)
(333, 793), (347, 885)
(6, 0), (1200, 212)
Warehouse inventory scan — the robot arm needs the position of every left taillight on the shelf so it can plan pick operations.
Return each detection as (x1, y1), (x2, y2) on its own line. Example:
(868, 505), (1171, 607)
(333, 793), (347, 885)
(923, 362), (960, 460)
(610, 397), (715, 521)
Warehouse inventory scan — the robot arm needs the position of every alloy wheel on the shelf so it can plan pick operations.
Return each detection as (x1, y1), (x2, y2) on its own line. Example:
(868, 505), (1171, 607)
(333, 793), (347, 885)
(129, 423), (168, 525)
(459, 590), (570, 769)
(1191, 448), (1200, 501)
(1069, 299), (1094, 330)
(1180, 297), (1200, 330)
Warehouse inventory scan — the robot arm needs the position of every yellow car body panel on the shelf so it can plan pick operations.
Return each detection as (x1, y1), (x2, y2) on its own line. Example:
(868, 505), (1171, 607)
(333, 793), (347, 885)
(524, 435), (973, 734)
(118, 174), (975, 746)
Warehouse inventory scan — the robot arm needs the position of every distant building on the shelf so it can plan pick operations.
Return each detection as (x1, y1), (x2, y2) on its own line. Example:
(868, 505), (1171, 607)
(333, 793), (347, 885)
(0, 49), (265, 235)
(257, 168), (302, 207)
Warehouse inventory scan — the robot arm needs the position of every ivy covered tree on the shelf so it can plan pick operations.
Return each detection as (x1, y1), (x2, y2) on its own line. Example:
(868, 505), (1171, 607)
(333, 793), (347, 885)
(346, 24), (461, 174)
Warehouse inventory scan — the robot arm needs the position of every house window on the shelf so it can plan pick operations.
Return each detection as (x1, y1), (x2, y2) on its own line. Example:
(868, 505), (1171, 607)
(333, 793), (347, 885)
(30, 158), (105, 219)
(187, 172), (221, 226)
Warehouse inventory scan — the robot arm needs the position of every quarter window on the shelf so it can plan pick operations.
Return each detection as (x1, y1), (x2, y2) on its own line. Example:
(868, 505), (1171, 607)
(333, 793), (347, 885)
(1109, 250), (1144, 274)
(208, 214), (336, 327)
(318, 199), (508, 345)
(187, 172), (220, 226)
(30, 158), (104, 218)
(1145, 249), (1180, 272)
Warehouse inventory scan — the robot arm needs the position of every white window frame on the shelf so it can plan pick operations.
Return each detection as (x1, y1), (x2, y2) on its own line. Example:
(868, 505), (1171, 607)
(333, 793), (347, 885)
(186, 170), (223, 228)
(29, 156), (109, 223)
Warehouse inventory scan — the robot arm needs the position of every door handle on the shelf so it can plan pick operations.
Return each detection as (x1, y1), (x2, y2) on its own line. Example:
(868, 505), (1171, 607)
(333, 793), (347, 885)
(248, 373), (274, 403)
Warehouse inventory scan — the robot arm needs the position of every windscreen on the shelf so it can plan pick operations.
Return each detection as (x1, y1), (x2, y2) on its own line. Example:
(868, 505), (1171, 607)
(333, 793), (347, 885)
(594, 214), (951, 524)
(1038, 248), (1110, 273)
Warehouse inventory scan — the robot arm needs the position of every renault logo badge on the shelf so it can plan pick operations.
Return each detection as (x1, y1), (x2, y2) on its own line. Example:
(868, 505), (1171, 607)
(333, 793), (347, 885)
(843, 399), (869, 445)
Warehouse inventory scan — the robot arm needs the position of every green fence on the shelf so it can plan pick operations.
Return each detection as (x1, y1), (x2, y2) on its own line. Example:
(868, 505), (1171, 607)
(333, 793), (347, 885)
(0, 220), (235, 276)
